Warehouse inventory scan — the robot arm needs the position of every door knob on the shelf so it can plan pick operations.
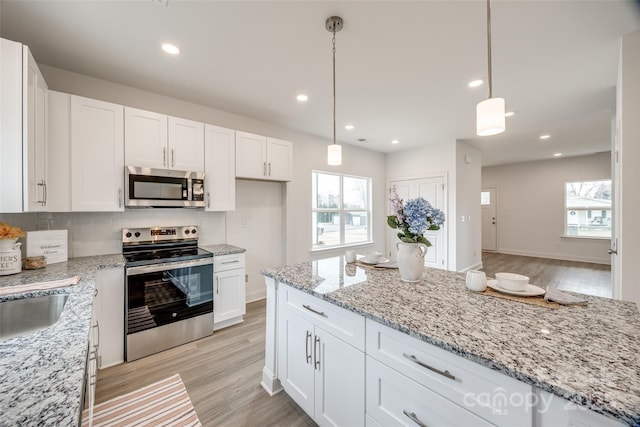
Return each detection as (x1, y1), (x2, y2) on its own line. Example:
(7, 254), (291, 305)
(608, 249), (618, 255)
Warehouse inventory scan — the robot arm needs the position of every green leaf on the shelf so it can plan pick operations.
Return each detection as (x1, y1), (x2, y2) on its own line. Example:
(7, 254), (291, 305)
(417, 235), (432, 247)
(387, 216), (399, 229)
(400, 236), (416, 243)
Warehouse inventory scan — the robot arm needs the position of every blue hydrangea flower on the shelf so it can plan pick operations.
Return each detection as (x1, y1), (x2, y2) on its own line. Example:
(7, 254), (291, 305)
(404, 197), (431, 235)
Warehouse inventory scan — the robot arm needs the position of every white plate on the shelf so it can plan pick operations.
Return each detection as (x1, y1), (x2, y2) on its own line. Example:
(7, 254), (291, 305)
(487, 279), (546, 297)
(359, 257), (390, 265)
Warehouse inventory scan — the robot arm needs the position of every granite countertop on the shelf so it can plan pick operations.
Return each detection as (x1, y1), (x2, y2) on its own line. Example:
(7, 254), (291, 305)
(261, 256), (640, 425)
(0, 254), (125, 426)
(201, 244), (246, 256)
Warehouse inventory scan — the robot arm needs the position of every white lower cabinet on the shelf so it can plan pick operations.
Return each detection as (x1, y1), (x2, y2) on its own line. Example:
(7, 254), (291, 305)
(277, 285), (365, 427)
(213, 253), (246, 330)
(534, 389), (625, 427)
(95, 266), (124, 368)
(366, 356), (493, 427)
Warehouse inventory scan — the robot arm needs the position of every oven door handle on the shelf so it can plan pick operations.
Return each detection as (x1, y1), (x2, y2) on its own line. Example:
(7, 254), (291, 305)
(126, 257), (213, 276)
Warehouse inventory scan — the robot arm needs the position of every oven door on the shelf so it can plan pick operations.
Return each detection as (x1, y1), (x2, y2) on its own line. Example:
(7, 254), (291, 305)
(125, 258), (213, 336)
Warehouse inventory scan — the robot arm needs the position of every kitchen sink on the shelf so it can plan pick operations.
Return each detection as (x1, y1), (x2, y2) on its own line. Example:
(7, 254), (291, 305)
(0, 293), (69, 340)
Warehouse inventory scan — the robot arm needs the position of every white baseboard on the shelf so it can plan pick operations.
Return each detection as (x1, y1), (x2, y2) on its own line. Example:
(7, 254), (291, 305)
(246, 293), (266, 303)
(497, 248), (611, 265)
(458, 262), (483, 273)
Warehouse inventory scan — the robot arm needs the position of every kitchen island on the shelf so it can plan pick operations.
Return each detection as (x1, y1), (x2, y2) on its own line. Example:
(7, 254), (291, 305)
(0, 254), (124, 426)
(261, 256), (640, 426)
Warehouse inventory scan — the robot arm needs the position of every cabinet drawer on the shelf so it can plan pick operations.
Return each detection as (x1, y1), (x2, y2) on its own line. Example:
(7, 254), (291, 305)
(214, 253), (245, 272)
(278, 284), (365, 351)
(366, 319), (533, 427)
(366, 356), (494, 427)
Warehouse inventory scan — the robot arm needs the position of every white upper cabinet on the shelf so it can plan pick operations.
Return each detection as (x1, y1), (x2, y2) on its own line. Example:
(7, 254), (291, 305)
(71, 95), (124, 212)
(235, 131), (292, 181)
(266, 137), (293, 181)
(204, 124), (236, 211)
(46, 90), (71, 212)
(23, 47), (49, 212)
(125, 107), (204, 172)
(168, 117), (205, 171)
(0, 39), (49, 213)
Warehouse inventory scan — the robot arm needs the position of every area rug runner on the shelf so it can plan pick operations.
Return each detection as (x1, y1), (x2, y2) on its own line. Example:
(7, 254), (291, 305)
(82, 373), (202, 427)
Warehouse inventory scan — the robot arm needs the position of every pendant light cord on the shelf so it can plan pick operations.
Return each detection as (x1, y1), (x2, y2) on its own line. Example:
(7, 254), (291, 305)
(487, 0), (493, 99)
(332, 29), (337, 146)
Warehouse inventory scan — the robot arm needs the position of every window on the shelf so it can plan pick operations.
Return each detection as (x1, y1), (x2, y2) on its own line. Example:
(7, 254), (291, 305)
(312, 171), (371, 249)
(565, 180), (611, 238)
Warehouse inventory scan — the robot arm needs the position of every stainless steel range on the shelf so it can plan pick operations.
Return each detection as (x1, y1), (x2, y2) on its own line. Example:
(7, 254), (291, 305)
(122, 226), (213, 361)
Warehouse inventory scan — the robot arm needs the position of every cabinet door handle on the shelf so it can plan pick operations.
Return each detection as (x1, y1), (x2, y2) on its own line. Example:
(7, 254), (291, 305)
(118, 187), (123, 208)
(268, 162), (272, 176)
(37, 179), (46, 204)
(207, 192), (211, 208)
(303, 304), (327, 318)
(403, 410), (429, 427)
(305, 331), (312, 364)
(93, 321), (100, 351)
(216, 276), (219, 295)
(163, 147), (167, 167)
(403, 353), (456, 381)
(171, 149), (175, 167)
(314, 336), (320, 370)
(43, 180), (47, 205)
(263, 161), (267, 176)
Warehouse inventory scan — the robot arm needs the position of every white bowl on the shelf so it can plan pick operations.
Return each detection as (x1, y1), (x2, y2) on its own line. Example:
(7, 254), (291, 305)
(364, 252), (384, 263)
(495, 272), (529, 292)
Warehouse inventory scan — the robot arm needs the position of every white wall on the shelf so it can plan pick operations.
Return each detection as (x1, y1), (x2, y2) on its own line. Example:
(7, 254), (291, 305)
(386, 141), (459, 270)
(4, 65), (386, 300)
(455, 142), (482, 271)
(482, 153), (611, 264)
(615, 30), (640, 306)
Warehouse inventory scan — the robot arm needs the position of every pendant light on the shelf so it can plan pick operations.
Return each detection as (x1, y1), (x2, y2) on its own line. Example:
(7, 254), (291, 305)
(476, 0), (505, 136)
(326, 16), (343, 166)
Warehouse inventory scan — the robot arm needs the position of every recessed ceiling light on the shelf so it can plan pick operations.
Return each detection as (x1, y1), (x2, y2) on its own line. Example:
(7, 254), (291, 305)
(540, 134), (551, 140)
(468, 79), (483, 88)
(161, 43), (180, 55)
(391, 139), (400, 145)
(553, 153), (563, 157)
(296, 94), (308, 102)
(505, 111), (515, 117)
(345, 124), (354, 130)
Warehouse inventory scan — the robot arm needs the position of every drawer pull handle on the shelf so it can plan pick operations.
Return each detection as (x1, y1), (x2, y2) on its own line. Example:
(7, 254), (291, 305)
(305, 330), (312, 364)
(403, 409), (429, 427)
(303, 304), (327, 318)
(314, 336), (320, 370)
(403, 353), (456, 381)
(220, 260), (240, 264)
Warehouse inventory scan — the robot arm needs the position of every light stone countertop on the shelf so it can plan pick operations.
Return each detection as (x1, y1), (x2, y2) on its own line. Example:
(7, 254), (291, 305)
(200, 244), (246, 256)
(0, 254), (125, 426)
(261, 256), (640, 426)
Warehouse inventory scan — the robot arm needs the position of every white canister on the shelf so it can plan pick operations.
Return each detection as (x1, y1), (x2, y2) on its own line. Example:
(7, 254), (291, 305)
(0, 241), (22, 275)
(465, 270), (487, 292)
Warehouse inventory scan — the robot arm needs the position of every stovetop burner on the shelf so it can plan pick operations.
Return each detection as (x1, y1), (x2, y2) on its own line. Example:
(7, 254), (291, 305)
(122, 226), (212, 267)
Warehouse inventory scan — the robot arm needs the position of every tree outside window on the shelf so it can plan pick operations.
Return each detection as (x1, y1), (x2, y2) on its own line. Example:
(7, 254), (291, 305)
(312, 172), (371, 249)
(565, 180), (612, 238)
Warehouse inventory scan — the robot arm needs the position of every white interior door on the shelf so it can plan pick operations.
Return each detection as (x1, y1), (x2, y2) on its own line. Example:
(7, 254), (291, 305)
(388, 177), (446, 269)
(481, 188), (497, 252)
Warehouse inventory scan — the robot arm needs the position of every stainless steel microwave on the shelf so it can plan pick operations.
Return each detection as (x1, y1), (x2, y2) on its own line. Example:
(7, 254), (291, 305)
(125, 166), (205, 208)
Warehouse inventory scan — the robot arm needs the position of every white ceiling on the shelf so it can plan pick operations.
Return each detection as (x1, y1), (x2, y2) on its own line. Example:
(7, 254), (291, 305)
(1, 1), (639, 166)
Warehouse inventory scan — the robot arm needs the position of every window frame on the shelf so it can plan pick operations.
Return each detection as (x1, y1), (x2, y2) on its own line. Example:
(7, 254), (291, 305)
(311, 171), (372, 251)
(563, 178), (612, 239)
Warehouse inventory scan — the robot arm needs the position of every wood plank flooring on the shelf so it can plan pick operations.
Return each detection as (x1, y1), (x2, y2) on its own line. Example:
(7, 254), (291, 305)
(480, 252), (612, 298)
(96, 300), (316, 427)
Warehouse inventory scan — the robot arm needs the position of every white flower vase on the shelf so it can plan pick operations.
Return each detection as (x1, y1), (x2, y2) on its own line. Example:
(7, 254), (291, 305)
(396, 242), (428, 282)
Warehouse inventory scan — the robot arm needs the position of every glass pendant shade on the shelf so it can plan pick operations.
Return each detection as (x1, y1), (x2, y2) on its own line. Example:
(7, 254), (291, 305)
(327, 144), (342, 166)
(476, 97), (506, 136)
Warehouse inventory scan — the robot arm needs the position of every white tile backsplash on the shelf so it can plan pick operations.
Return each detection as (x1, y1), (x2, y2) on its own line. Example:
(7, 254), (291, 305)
(0, 210), (226, 257)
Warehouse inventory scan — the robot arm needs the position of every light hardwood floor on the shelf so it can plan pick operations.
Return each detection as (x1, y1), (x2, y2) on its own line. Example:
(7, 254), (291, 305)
(96, 300), (316, 427)
(481, 252), (612, 298)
